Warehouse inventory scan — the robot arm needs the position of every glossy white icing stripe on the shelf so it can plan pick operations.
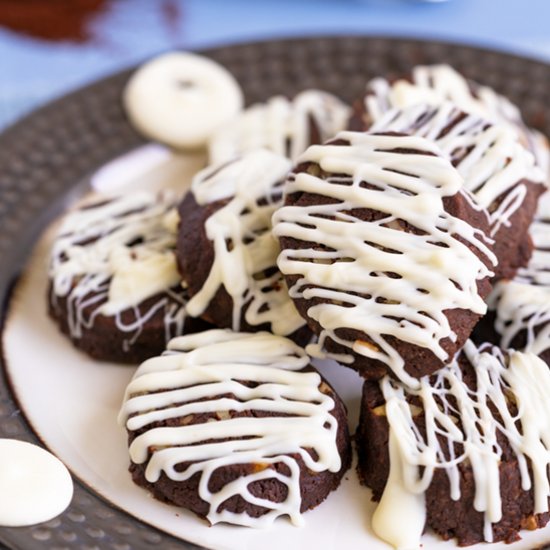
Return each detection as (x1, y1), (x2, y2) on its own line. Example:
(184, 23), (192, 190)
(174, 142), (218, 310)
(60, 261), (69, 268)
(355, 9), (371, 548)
(273, 132), (495, 385)
(0, 439), (73, 527)
(119, 330), (341, 528)
(209, 90), (350, 163)
(364, 64), (550, 179)
(371, 429), (426, 550)
(49, 191), (185, 348)
(186, 149), (305, 336)
(375, 342), (550, 548)
(372, 102), (544, 237)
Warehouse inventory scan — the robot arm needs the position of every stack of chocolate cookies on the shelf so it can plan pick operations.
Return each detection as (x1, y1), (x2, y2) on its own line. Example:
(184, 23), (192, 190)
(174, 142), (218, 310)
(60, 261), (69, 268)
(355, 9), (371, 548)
(47, 66), (550, 547)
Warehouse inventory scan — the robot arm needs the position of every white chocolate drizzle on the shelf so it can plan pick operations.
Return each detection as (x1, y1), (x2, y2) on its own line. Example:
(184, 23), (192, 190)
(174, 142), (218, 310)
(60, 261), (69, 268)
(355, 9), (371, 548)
(209, 90), (350, 164)
(273, 131), (495, 385)
(119, 329), (342, 528)
(371, 102), (545, 237)
(371, 430), (426, 550)
(491, 190), (550, 356)
(364, 64), (549, 178)
(375, 341), (550, 548)
(185, 149), (305, 336)
(49, 191), (187, 351)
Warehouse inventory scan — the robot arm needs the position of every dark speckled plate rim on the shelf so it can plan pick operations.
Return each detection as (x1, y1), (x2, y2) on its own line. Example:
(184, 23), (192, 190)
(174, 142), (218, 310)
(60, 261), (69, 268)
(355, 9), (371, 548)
(0, 35), (549, 550)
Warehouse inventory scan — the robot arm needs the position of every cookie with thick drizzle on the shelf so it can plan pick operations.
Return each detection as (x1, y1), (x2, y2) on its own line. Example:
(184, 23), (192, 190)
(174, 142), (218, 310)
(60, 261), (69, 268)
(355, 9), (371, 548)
(370, 102), (546, 279)
(48, 191), (211, 363)
(357, 341), (550, 547)
(119, 329), (351, 527)
(350, 64), (549, 178)
(273, 131), (496, 385)
(176, 149), (311, 344)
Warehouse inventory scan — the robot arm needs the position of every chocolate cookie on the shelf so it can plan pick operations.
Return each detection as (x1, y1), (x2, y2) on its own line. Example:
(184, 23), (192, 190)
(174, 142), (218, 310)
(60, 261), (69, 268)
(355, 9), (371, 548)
(350, 63), (549, 178)
(119, 329), (351, 527)
(48, 191), (210, 363)
(370, 102), (546, 279)
(209, 89), (350, 163)
(357, 341), (550, 547)
(177, 149), (310, 344)
(474, 191), (550, 365)
(273, 131), (496, 384)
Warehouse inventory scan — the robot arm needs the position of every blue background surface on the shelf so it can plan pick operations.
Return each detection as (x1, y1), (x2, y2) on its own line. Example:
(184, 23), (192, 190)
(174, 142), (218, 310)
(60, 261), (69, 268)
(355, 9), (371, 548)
(1, 0), (549, 129)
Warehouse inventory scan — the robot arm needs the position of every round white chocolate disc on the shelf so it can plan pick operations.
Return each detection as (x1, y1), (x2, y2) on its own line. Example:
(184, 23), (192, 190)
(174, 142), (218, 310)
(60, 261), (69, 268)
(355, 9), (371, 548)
(124, 52), (244, 149)
(0, 439), (73, 527)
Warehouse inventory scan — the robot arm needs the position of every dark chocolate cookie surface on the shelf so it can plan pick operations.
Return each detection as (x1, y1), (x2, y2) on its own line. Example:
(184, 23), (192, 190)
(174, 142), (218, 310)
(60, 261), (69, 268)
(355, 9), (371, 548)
(357, 341), (550, 547)
(474, 191), (550, 366)
(274, 131), (496, 384)
(369, 102), (546, 280)
(48, 191), (210, 363)
(120, 329), (351, 527)
(177, 149), (310, 344)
